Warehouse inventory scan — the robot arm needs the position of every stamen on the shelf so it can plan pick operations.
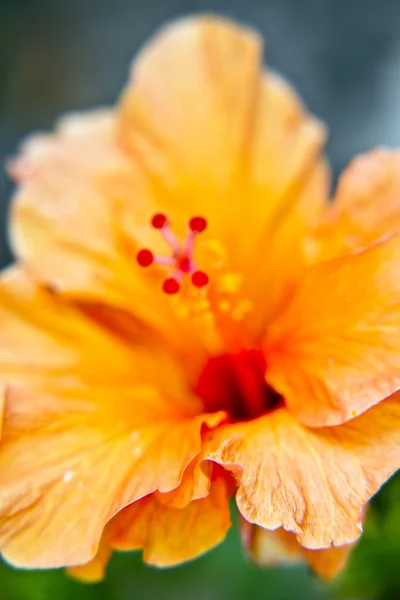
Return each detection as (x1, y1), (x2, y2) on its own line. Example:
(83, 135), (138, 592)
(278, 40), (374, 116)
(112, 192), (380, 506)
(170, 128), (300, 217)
(153, 256), (176, 267)
(189, 216), (208, 233)
(163, 278), (180, 295)
(136, 249), (154, 267)
(151, 213), (168, 229)
(137, 213), (210, 294)
(192, 270), (209, 288)
(184, 230), (196, 257)
(151, 213), (181, 254)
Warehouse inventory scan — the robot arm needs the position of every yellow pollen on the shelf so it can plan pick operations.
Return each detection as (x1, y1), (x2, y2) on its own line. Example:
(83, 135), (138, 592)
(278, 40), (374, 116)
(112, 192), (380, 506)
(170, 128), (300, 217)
(193, 297), (211, 315)
(167, 233), (254, 349)
(218, 300), (232, 313)
(231, 299), (254, 322)
(198, 239), (227, 269)
(217, 272), (243, 295)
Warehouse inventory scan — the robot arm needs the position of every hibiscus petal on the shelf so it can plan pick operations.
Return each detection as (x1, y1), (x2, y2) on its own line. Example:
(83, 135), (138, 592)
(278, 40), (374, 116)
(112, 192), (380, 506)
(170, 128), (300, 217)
(67, 538), (112, 583)
(241, 71), (329, 329)
(109, 475), (231, 567)
(9, 16), (329, 350)
(8, 110), (189, 346)
(155, 455), (213, 509)
(118, 17), (329, 331)
(244, 150), (329, 335)
(265, 234), (400, 426)
(0, 387), (5, 441)
(0, 269), (225, 567)
(244, 524), (353, 580)
(0, 384), (224, 568)
(315, 150), (400, 261)
(0, 267), (191, 397)
(118, 16), (261, 235)
(9, 16), (263, 323)
(301, 542), (353, 580)
(206, 399), (400, 549)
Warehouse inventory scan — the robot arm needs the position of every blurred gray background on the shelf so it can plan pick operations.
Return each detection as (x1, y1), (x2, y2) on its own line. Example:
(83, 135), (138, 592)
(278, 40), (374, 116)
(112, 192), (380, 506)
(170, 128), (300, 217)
(2, 0), (400, 270)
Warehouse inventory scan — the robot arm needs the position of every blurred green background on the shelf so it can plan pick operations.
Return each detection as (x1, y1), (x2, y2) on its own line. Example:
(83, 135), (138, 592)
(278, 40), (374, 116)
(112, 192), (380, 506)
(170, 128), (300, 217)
(1, 0), (400, 598)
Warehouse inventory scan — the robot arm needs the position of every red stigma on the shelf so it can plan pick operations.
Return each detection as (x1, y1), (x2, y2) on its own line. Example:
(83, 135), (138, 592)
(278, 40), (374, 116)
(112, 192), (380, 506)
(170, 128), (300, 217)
(163, 278), (180, 295)
(189, 216), (207, 233)
(192, 270), (209, 288)
(136, 248), (154, 267)
(151, 213), (168, 229)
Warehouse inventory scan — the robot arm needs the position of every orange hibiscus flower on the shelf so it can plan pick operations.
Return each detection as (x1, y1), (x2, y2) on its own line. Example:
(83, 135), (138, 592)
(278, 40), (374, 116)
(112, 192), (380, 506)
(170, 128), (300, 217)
(2, 15), (400, 583)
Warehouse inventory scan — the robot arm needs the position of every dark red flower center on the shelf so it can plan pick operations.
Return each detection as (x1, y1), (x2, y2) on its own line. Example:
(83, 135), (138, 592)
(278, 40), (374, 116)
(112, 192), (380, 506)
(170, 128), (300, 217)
(195, 349), (283, 421)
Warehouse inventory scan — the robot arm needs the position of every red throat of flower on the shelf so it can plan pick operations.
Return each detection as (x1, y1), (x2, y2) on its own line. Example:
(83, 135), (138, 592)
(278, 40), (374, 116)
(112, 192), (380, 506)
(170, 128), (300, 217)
(136, 213), (209, 294)
(195, 349), (284, 422)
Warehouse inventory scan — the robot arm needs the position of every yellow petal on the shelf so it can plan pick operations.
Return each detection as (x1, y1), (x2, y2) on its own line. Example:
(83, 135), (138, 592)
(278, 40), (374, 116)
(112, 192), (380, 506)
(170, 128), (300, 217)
(265, 234), (400, 426)
(109, 475), (231, 567)
(206, 398), (400, 549)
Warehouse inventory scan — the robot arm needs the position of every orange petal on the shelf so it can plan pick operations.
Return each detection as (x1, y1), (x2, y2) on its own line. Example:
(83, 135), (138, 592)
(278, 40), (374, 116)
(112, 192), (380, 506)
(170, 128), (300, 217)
(315, 150), (400, 261)
(0, 267), (190, 398)
(118, 17), (328, 332)
(8, 110), (189, 347)
(0, 386), (5, 441)
(9, 17), (262, 335)
(67, 538), (112, 583)
(118, 16), (261, 235)
(242, 74), (329, 332)
(155, 454), (235, 510)
(155, 455), (213, 509)
(109, 475), (231, 567)
(244, 156), (329, 335)
(206, 398), (400, 549)
(9, 16), (328, 352)
(244, 524), (353, 580)
(0, 269), (226, 567)
(0, 383), (224, 568)
(119, 17), (327, 235)
(265, 234), (400, 426)
(302, 543), (353, 580)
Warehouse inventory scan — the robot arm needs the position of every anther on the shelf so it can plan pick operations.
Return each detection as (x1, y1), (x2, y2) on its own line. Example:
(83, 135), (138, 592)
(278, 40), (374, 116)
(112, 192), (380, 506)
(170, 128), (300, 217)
(192, 270), (209, 288)
(136, 248), (154, 267)
(189, 216), (207, 233)
(151, 213), (168, 229)
(163, 278), (180, 295)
